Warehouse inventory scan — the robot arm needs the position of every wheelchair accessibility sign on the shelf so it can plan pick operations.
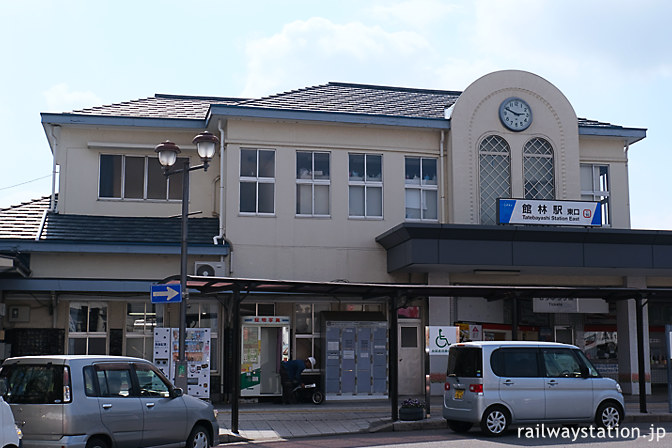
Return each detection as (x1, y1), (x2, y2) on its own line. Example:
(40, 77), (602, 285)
(427, 326), (459, 355)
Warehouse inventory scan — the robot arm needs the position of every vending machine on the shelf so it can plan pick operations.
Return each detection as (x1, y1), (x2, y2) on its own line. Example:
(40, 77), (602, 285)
(153, 327), (211, 398)
(240, 316), (290, 397)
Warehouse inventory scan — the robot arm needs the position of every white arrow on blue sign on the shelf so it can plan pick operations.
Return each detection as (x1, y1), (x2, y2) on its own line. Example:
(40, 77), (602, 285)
(151, 284), (182, 303)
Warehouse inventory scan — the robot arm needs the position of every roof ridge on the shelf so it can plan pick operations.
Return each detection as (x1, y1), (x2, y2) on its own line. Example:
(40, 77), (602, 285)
(0, 195), (52, 212)
(154, 93), (251, 102)
(327, 81), (462, 96)
(238, 83), (332, 105)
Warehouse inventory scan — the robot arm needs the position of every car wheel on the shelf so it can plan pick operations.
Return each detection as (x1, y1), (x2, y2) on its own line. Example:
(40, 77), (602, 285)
(447, 420), (473, 433)
(187, 424), (211, 448)
(595, 401), (622, 429)
(480, 405), (509, 436)
(311, 390), (325, 405)
(85, 437), (109, 448)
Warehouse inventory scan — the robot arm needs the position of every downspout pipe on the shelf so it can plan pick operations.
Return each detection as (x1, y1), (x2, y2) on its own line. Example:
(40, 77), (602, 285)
(439, 130), (446, 223)
(215, 119), (234, 274)
(49, 125), (61, 212)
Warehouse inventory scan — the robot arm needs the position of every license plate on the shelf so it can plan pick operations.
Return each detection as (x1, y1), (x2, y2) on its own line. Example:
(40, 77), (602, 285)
(454, 389), (464, 400)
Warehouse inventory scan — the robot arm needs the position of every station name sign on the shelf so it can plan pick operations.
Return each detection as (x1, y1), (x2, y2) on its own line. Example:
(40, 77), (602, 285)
(497, 199), (602, 227)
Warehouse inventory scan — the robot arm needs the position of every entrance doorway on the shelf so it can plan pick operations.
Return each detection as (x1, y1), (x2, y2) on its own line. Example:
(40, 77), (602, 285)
(554, 325), (574, 344)
(398, 319), (423, 395)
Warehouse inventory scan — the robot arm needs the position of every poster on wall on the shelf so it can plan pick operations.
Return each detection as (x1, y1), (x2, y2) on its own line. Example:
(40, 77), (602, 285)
(458, 323), (483, 342)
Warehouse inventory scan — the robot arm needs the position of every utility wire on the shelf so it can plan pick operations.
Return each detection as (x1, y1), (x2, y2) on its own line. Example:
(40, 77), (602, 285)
(0, 174), (52, 191)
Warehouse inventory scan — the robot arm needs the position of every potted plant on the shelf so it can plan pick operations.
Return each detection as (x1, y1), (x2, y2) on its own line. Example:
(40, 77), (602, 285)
(399, 398), (425, 421)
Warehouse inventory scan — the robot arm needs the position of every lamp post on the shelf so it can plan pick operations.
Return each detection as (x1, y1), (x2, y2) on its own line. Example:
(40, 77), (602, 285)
(155, 131), (219, 391)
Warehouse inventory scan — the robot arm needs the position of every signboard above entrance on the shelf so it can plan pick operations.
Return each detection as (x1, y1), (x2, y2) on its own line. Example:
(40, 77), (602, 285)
(497, 199), (602, 226)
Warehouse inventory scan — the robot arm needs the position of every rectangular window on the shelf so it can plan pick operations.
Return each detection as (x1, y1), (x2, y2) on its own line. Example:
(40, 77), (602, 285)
(68, 302), (108, 355)
(126, 302), (157, 360)
(240, 149), (275, 214)
(405, 157), (438, 221)
(580, 164), (610, 226)
(98, 154), (185, 201)
(296, 151), (330, 216)
(348, 153), (383, 218)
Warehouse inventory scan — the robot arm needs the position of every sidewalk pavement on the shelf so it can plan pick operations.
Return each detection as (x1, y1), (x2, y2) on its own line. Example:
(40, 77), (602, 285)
(214, 391), (672, 445)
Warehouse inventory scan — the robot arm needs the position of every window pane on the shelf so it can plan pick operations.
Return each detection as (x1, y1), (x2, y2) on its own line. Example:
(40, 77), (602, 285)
(124, 157), (145, 199)
(88, 337), (107, 355)
(297, 152), (312, 179)
(240, 182), (257, 213)
(314, 153), (330, 179)
(295, 338), (312, 361)
(401, 327), (417, 348)
(201, 302), (218, 330)
(422, 158), (437, 185)
(68, 338), (86, 355)
(349, 154), (364, 181)
(405, 189), (421, 219)
(259, 150), (275, 178)
(313, 303), (330, 332)
(405, 157), (420, 184)
(366, 155), (382, 181)
(258, 183), (274, 213)
(349, 186), (365, 216)
(89, 305), (107, 332)
(297, 184), (312, 215)
(314, 185), (329, 215)
(366, 187), (382, 217)
(295, 304), (312, 334)
(258, 304), (275, 316)
(69, 303), (88, 332)
(168, 158), (187, 200)
(147, 158), (167, 199)
(126, 303), (146, 334)
(126, 338), (145, 358)
(580, 165), (593, 192)
(100, 155), (121, 198)
(423, 190), (438, 220)
(241, 150), (257, 177)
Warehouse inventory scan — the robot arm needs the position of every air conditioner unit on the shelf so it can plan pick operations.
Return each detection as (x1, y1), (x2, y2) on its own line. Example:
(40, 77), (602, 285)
(194, 261), (227, 277)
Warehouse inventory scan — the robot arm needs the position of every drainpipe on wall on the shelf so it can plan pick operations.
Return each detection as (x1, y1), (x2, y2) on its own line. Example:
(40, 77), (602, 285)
(214, 119), (234, 274)
(439, 130), (446, 223)
(49, 125), (61, 212)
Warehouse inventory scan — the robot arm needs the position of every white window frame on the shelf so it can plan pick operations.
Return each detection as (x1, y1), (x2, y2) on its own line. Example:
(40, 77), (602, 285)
(240, 148), (276, 215)
(404, 156), (438, 221)
(68, 301), (108, 355)
(296, 151), (331, 217)
(125, 302), (158, 361)
(98, 154), (184, 201)
(581, 163), (611, 226)
(348, 153), (383, 219)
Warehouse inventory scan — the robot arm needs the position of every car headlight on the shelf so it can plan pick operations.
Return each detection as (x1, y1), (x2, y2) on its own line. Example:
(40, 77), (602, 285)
(616, 383), (623, 394)
(213, 409), (219, 419)
(14, 424), (22, 439)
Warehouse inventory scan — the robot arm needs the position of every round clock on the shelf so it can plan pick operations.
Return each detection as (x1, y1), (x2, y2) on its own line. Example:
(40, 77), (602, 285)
(499, 97), (532, 131)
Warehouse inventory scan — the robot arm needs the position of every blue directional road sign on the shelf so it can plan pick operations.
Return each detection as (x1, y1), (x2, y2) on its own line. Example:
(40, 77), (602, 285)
(151, 284), (182, 303)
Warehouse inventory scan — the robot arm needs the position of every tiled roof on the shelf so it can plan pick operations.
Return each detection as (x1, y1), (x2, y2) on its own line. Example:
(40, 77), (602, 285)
(40, 213), (218, 246)
(60, 82), (627, 130)
(0, 196), (50, 240)
(0, 196), (217, 246)
(71, 94), (245, 120)
(239, 82), (461, 119)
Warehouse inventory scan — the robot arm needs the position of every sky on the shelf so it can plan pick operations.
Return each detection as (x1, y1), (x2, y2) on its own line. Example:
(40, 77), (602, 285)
(0, 0), (670, 229)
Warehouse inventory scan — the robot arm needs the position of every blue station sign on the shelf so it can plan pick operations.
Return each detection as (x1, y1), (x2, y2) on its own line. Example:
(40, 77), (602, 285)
(497, 199), (602, 227)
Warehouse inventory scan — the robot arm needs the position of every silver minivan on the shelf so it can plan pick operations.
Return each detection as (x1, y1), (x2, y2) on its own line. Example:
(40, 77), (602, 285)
(443, 341), (624, 436)
(0, 355), (219, 448)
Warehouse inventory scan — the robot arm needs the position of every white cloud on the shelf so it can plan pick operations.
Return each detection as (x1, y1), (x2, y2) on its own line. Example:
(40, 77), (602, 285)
(242, 17), (434, 96)
(369, 0), (460, 29)
(42, 83), (103, 113)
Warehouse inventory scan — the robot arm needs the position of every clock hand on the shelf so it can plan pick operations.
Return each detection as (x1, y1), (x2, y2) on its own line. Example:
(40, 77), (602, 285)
(505, 107), (522, 116)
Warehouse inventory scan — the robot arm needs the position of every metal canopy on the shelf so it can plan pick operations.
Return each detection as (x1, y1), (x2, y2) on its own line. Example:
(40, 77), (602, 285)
(177, 275), (670, 432)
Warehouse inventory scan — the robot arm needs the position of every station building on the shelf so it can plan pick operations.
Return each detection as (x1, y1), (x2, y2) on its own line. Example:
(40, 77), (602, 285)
(1, 69), (669, 400)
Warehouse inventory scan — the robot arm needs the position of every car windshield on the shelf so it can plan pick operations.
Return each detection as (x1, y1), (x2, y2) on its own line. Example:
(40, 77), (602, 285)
(0, 364), (68, 404)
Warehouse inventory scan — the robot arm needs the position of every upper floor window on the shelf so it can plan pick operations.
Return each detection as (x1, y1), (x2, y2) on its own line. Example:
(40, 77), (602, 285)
(296, 151), (330, 216)
(523, 138), (555, 200)
(99, 155), (185, 200)
(348, 153), (383, 218)
(581, 164), (610, 226)
(240, 149), (275, 214)
(405, 157), (438, 221)
(479, 135), (511, 225)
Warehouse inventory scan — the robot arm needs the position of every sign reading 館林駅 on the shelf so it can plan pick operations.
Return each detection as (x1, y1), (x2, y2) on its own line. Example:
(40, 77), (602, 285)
(497, 199), (602, 226)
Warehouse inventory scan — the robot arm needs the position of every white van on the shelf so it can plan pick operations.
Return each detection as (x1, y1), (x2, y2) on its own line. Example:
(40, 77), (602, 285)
(443, 341), (624, 436)
(0, 379), (21, 448)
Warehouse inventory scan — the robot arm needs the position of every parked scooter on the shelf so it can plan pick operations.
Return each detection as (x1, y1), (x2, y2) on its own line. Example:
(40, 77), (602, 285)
(291, 383), (324, 405)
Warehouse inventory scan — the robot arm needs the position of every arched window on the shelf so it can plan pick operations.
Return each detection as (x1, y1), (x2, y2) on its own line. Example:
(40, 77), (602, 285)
(479, 135), (511, 225)
(523, 138), (554, 199)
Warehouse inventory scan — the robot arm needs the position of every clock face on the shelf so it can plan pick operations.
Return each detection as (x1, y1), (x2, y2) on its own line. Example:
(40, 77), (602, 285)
(499, 97), (532, 131)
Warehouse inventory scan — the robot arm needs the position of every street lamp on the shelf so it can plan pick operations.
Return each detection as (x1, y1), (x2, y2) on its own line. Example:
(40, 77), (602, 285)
(155, 130), (219, 391)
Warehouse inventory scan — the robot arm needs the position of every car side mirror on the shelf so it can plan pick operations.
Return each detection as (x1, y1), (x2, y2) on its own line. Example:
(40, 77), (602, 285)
(171, 387), (184, 398)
